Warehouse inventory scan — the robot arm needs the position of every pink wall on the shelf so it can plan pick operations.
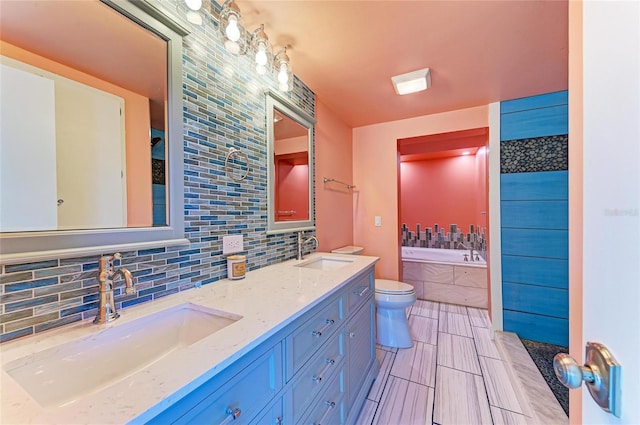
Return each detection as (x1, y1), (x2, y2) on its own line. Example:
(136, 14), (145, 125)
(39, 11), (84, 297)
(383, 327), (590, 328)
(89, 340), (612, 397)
(275, 157), (309, 221)
(315, 98), (354, 251)
(1, 41), (152, 226)
(400, 155), (482, 233)
(353, 106), (489, 279)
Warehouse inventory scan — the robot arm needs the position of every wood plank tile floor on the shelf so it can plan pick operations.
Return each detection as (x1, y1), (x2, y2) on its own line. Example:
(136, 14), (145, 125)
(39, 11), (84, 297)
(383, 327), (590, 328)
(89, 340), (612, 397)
(355, 300), (567, 425)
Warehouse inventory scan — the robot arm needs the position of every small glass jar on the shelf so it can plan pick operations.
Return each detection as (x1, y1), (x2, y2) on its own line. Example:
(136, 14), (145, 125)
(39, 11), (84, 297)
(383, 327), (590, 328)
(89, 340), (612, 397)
(227, 255), (246, 280)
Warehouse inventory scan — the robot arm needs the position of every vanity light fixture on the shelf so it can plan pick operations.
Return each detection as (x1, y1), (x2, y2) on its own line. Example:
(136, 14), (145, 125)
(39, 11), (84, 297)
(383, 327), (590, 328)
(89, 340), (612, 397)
(251, 24), (272, 75)
(188, 0), (295, 90)
(219, 0), (247, 55)
(391, 68), (431, 95)
(275, 47), (293, 92)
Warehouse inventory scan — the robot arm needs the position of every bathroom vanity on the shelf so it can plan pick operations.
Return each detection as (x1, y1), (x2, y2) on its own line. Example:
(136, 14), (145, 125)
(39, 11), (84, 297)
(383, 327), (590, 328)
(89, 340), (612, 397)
(0, 253), (379, 424)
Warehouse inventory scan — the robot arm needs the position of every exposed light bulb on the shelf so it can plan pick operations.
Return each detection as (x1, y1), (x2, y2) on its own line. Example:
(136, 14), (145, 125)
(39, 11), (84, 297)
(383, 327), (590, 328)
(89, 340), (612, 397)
(225, 40), (241, 55)
(255, 45), (268, 66)
(256, 64), (267, 75)
(225, 15), (241, 42)
(279, 81), (289, 91)
(186, 11), (202, 25)
(185, 0), (202, 11)
(278, 63), (289, 84)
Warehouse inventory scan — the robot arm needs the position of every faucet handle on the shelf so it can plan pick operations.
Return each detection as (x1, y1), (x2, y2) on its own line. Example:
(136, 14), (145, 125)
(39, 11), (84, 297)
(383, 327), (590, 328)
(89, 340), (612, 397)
(99, 252), (122, 270)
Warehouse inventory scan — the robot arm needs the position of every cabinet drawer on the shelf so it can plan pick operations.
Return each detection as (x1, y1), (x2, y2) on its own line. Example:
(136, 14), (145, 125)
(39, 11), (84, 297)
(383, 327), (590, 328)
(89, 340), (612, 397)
(175, 344), (282, 424)
(299, 364), (345, 425)
(251, 397), (283, 425)
(346, 272), (373, 314)
(286, 297), (343, 379)
(290, 331), (344, 423)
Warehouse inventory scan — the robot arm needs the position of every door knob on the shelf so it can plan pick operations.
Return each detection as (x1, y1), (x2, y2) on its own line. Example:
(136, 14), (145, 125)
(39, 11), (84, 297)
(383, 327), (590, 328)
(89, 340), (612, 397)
(553, 342), (621, 417)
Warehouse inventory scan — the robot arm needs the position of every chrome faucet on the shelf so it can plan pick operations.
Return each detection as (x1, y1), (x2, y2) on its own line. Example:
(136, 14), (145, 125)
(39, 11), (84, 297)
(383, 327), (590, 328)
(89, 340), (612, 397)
(297, 231), (319, 260)
(456, 242), (479, 262)
(94, 253), (136, 324)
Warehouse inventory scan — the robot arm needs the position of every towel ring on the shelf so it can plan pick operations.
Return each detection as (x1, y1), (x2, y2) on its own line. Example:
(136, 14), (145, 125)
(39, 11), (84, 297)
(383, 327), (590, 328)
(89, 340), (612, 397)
(224, 148), (250, 182)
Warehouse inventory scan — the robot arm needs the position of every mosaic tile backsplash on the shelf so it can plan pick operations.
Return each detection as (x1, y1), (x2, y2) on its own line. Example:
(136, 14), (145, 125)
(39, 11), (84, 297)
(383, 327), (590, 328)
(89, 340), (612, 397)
(0, 2), (316, 343)
(500, 135), (568, 173)
(401, 223), (486, 254)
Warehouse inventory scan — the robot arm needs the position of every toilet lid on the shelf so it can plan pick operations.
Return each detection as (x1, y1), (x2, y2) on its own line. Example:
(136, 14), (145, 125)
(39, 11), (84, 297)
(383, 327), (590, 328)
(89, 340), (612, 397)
(375, 279), (415, 295)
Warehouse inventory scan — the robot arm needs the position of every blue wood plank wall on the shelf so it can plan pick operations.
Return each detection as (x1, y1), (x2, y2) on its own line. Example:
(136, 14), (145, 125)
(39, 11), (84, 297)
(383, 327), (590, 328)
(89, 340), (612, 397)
(500, 91), (569, 347)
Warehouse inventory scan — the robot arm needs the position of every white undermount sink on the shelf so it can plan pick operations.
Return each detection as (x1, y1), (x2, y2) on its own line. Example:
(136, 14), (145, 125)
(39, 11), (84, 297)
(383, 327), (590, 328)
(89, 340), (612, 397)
(4, 303), (242, 408)
(296, 256), (355, 271)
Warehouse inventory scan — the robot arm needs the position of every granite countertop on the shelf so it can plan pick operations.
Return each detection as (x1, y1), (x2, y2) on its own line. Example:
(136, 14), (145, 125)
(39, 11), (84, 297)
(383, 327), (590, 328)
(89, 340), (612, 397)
(0, 252), (379, 424)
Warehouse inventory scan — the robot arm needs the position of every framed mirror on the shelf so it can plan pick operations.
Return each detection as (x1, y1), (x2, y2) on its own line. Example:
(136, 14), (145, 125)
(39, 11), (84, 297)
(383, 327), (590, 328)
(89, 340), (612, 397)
(266, 91), (316, 234)
(0, 0), (189, 263)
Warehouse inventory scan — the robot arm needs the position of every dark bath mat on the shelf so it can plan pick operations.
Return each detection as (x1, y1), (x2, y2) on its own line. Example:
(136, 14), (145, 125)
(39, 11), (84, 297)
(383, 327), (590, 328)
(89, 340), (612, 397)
(520, 339), (569, 416)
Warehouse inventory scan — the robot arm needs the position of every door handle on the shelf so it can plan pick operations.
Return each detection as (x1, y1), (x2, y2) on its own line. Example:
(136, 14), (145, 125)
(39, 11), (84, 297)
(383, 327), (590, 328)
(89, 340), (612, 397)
(553, 342), (621, 417)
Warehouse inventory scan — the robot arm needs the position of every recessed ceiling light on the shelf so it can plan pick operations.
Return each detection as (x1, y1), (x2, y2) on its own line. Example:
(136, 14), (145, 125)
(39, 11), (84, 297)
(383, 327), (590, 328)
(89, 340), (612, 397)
(462, 151), (471, 156)
(391, 68), (431, 95)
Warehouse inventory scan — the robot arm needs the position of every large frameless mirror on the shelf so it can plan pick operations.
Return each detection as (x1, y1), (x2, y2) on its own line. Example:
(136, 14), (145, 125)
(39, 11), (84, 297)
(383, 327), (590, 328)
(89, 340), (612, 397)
(0, 0), (189, 263)
(266, 91), (316, 234)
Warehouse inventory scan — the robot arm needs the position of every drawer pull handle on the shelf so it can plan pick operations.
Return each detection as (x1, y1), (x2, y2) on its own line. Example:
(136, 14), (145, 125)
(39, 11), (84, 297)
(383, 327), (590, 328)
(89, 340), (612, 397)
(314, 401), (336, 425)
(220, 408), (241, 425)
(312, 319), (335, 337)
(311, 358), (336, 383)
(353, 286), (369, 297)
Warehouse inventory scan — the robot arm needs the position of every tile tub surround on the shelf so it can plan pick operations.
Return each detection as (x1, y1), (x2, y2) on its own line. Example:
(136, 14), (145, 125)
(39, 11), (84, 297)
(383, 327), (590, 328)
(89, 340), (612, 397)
(0, 253), (379, 424)
(355, 301), (567, 425)
(401, 223), (487, 254)
(0, 0), (317, 343)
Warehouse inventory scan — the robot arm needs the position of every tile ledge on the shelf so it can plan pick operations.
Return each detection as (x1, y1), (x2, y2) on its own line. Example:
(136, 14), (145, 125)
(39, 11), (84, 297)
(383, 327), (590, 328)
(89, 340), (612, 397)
(493, 331), (569, 425)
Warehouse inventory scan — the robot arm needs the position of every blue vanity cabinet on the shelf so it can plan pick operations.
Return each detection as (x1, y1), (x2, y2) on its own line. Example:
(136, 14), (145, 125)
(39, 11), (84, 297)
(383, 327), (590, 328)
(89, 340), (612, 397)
(145, 341), (283, 425)
(145, 265), (378, 425)
(346, 299), (376, 413)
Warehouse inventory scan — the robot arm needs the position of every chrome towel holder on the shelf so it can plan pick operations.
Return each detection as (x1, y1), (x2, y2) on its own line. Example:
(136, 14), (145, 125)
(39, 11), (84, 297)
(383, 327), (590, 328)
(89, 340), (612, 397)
(225, 147), (250, 182)
(323, 177), (355, 189)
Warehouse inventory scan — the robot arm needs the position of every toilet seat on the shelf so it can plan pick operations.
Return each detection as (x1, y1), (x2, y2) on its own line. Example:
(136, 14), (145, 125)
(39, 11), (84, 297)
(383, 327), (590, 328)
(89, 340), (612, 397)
(375, 279), (415, 295)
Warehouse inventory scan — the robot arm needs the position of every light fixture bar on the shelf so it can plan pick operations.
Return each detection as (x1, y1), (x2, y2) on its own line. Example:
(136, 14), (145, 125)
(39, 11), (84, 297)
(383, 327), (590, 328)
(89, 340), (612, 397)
(391, 68), (431, 95)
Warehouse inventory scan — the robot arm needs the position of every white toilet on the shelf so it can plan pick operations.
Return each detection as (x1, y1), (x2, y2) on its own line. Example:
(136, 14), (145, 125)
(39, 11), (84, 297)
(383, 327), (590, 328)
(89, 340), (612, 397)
(331, 246), (417, 348)
(374, 279), (416, 348)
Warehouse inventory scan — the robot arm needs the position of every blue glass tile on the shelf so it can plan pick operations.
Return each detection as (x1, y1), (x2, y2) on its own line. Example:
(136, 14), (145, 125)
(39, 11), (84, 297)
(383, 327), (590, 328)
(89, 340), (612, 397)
(0, 327), (33, 343)
(5, 260), (58, 273)
(4, 277), (58, 293)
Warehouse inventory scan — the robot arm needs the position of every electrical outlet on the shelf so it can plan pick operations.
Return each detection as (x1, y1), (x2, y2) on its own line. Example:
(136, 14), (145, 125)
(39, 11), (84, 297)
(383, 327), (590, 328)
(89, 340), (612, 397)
(222, 235), (243, 254)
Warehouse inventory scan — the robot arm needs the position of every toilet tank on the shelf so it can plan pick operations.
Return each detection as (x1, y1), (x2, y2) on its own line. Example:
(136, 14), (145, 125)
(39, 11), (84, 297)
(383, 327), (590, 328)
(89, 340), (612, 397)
(331, 246), (363, 255)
